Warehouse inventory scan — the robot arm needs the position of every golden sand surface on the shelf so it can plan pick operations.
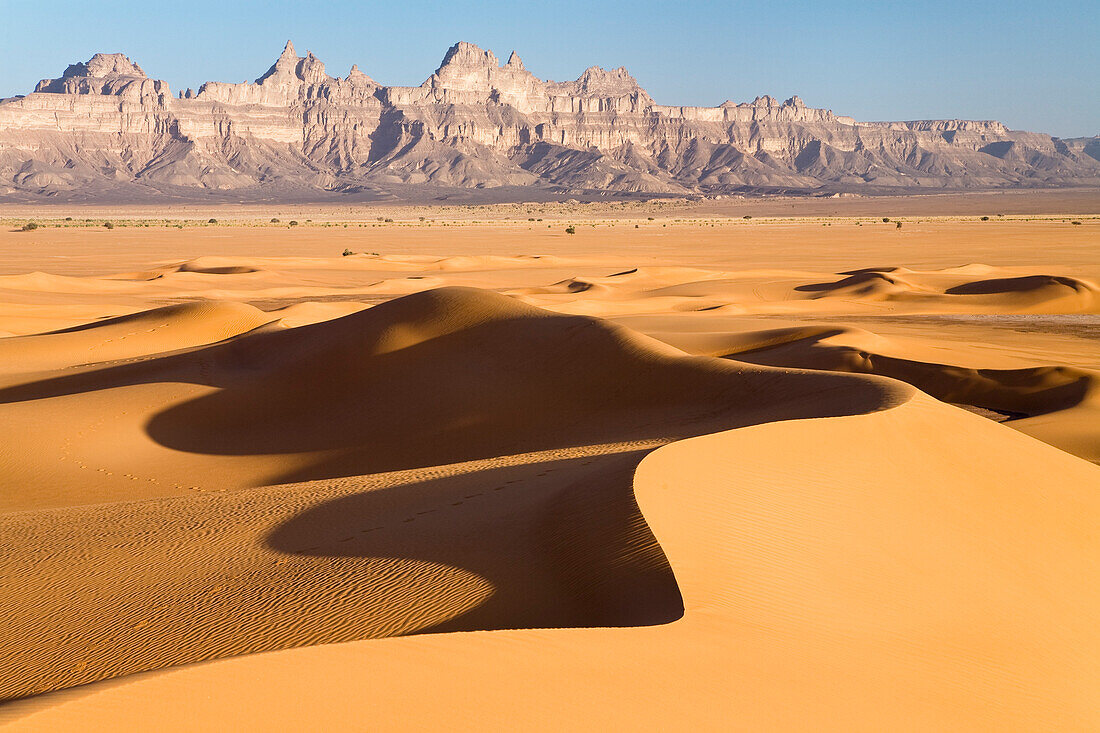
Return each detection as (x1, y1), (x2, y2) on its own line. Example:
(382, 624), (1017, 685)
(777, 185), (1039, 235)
(0, 197), (1098, 730)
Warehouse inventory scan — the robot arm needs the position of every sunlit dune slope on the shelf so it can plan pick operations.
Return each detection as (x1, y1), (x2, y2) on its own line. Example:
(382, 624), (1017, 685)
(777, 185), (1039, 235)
(0, 301), (277, 374)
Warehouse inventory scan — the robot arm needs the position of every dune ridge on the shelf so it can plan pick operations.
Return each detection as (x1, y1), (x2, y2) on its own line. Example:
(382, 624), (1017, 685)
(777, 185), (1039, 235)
(640, 322), (1100, 462)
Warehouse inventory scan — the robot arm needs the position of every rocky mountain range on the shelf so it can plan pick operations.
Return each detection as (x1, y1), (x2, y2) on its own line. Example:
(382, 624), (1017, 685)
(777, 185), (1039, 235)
(1, 41), (1098, 203)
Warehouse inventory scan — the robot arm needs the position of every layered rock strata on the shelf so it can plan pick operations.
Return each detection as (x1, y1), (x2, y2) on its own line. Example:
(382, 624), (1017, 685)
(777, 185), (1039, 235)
(1, 41), (1096, 200)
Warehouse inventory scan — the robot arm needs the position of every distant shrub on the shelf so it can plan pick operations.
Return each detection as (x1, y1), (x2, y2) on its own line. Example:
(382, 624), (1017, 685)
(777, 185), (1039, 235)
(565, 225), (576, 234)
(882, 217), (890, 223)
(1072, 220), (1082, 225)
(980, 216), (990, 221)
(342, 248), (355, 256)
(208, 218), (217, 224)
(528, 218), (536, 221)
(743, 215), (752, 219)
(64, 217), (73, 221)
(419, 216), (426, 221)
(647, 216), (655, 221)
(20, 222), (38, 231)
(103, 221), (114, 229)
(895, 221), (902, 229)
(289, 220), (299, 226)
(384, 218), (394, 223)
(270, 218), (280, 223)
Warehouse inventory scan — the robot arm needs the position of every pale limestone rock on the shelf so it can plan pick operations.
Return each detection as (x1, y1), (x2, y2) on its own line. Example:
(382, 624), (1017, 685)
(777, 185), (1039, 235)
(0, 41), (1096, 199)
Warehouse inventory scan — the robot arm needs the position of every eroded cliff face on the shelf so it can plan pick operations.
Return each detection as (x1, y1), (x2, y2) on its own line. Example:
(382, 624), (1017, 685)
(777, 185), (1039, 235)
(1, 41), (1097, 201)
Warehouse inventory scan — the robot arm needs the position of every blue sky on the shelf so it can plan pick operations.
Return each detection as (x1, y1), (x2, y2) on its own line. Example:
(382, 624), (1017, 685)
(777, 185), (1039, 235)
(2, 0), (1097, 137)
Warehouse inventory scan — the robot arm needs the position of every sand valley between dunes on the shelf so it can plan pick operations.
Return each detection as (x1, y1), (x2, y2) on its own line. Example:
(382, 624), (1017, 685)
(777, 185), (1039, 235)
(0, 199), (1098, 730)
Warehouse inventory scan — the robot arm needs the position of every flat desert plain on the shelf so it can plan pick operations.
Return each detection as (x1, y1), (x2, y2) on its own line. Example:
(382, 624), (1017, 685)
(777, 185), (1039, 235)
(0, 195), (1098, 730)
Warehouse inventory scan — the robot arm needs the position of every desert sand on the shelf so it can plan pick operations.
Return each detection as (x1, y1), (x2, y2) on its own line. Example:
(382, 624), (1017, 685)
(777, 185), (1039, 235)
(0, 204), (1098, 730)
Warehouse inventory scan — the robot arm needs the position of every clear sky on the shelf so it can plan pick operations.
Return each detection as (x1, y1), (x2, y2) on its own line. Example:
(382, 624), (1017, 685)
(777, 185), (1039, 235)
(2, 0), (1097, 137)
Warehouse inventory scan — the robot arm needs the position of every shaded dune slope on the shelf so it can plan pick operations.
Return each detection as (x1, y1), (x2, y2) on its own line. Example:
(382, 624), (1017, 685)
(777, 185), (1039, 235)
(647, 323), (1100, 462)
(795, 267), (1100, 312)
(0, 287), (902, 701)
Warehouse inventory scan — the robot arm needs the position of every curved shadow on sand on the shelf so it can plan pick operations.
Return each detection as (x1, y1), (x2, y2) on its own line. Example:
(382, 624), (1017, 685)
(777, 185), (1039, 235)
(267, 451), (686, 634)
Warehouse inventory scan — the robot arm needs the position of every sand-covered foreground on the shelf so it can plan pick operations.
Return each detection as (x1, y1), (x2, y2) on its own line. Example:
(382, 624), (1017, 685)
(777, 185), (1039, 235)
(1, 213), (1098, 729)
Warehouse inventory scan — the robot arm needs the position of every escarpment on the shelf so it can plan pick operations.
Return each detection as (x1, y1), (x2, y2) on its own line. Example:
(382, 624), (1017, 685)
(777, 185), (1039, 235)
(1, 41), (1097, 201)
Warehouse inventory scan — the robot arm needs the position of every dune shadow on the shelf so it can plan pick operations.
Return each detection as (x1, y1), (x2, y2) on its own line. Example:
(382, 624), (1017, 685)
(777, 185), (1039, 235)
(267, 451), (686, 634)
(944, 274), (1091, 295)
(793, 271), (904, 293)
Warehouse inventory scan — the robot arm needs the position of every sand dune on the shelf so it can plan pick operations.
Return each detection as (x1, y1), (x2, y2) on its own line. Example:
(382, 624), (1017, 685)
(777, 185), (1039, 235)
(1, 216), (1098, 729)
(0, 301), (276, 374)
(796, 267), (1100, 312)
(515, 263), (1100, 317)
(0, 288), (897, 697)
(640, 322), (1100, 461)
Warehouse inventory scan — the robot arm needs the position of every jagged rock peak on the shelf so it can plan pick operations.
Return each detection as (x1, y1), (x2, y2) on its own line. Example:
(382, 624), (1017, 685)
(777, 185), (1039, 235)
(785, 95), (805, 107)
(251, 40), (332, 86)
(345, 63), (377, 86)
(70, 53), (147, 79)
(438, 41), (499, 71)
(257, 40), (300, 83)
(34, 52), (163, 95)
(505, 51), (525, 69)
(297, 51), (328, 83)
(573, 65), (643, 95)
